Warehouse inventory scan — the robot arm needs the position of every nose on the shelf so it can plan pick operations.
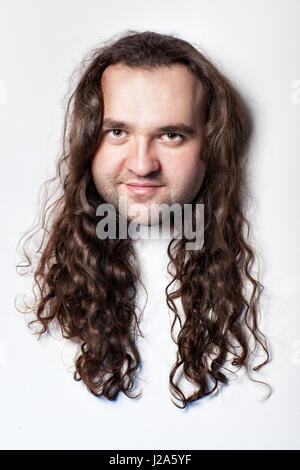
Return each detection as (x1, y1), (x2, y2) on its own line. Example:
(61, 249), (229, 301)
(125, 137), (160, 176)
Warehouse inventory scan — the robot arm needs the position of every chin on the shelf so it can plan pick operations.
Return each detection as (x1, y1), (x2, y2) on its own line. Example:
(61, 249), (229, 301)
(127, 213), (159, 227)
(135, 205), (162, 226)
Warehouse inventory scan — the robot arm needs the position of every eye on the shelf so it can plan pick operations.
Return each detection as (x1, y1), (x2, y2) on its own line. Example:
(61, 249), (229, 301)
(108, 129), (127, 138)
(161, 133), (183, 143)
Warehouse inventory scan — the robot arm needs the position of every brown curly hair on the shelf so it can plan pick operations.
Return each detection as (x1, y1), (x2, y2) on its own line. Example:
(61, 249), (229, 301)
(16, 30), (271, 408)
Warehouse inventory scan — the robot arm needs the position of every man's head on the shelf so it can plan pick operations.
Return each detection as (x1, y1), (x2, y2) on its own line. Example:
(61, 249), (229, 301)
(68, 30), (249, 231)
(91, 62), (206, 225)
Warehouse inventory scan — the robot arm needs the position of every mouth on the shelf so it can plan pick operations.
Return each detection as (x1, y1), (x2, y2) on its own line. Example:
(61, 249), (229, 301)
(123, 183), (163, 195)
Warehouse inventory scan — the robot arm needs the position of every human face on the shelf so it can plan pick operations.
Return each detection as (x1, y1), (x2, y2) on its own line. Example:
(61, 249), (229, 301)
(91, 63), (206, 225)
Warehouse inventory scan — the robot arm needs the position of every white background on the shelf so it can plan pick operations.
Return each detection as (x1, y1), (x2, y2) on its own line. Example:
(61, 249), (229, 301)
(0, 0), (299, 450)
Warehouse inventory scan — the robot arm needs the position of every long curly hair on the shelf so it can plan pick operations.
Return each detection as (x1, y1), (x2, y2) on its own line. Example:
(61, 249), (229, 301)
(16, 30), (271, 408)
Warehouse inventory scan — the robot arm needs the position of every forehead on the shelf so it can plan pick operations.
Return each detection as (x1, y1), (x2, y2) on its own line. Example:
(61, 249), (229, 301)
(101, 63), (205, 126)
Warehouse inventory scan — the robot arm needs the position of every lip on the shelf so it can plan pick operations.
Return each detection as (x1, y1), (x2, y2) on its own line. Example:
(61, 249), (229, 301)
(124, 183), (163, 195)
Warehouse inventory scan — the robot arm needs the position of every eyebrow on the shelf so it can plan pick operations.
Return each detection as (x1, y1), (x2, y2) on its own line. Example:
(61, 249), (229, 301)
(102, 118), (196, 136)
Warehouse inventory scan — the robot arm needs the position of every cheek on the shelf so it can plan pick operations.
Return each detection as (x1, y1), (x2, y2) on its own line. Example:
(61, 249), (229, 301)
(165, 151), (205, 203)
(167, 154), (202, 185)
(91, 147), (120, 179)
